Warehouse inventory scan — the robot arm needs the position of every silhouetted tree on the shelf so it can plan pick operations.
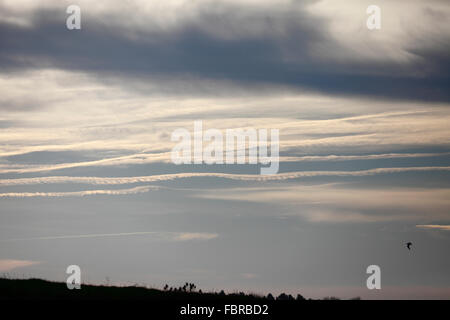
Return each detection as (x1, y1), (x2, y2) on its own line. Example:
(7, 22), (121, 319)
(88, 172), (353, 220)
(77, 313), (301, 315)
(296, 294), (305, 300)
(277, 293), (289, 300)
(267, 293), (274, 300)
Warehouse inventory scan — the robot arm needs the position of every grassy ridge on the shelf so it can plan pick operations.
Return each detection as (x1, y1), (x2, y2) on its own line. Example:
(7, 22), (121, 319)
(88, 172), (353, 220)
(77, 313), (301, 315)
(0, 278), (274, 300)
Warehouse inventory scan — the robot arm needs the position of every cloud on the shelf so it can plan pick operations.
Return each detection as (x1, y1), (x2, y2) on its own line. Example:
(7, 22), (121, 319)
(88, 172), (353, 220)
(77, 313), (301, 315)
(0, 151), (172, 174)
(0, 259), (40, 272)
(1, 166), (449, 187)
(1, 69), (449, 166)
(0, 185), (158, 197)
(416, 225), (450, 231)
(196, 184), (450, 223)
(0, 150), (447, 174)
(280, 152), (450, 163)
(173, 233), (218, 241)
(0, 1), (449, 101)
(3, 231), (218, 242)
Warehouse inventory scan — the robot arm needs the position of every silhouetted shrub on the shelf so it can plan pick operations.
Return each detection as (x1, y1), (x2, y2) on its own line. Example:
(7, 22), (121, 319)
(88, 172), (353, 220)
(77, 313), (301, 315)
(323, 296), (340, 300)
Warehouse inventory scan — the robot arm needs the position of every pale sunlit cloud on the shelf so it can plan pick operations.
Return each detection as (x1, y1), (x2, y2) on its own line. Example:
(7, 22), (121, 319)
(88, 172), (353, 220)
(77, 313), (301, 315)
(1, 166), (449, 187)
(173, 233), (218, 241)
(416, 225), (450, 231)
(196, 184), (450, 223)
(0, 185), (158, 197)
(0, 259), (40, 272)
(3, 231), (218, 242)
(1, 151), (447, 174)
(1, 70), (449, 164)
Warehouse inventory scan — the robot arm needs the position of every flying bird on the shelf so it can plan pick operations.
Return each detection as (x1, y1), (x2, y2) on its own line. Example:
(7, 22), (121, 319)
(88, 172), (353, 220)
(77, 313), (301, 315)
(406, 242), (412, 250)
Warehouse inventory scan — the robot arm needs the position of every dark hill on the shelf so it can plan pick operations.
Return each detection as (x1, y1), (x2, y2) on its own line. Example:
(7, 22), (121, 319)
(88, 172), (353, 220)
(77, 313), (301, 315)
(0, 278), (280, 301)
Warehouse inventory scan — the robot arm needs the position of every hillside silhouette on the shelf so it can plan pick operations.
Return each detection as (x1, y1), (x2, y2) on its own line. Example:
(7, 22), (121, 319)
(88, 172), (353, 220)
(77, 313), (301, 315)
(0, 278), (311, 301)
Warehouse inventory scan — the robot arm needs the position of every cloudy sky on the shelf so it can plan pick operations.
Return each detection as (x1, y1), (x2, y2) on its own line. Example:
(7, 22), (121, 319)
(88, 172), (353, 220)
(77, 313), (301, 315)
(0, 0), (449, 299)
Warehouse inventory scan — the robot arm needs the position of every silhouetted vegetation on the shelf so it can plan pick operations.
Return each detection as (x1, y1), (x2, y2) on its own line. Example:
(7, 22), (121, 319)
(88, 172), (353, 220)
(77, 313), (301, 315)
(0, 278), (296, 301)
(323, 296), (341, 300)
(0, 278), (357, 300)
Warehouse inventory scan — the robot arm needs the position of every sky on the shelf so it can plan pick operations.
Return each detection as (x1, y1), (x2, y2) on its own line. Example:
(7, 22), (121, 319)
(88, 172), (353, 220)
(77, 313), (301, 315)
(0, 0), (449, 299)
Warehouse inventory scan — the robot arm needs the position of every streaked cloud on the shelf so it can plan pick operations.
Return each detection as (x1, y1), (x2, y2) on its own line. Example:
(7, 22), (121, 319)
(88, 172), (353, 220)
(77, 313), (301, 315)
(3, 231), (218, 242)
(197, 184), (450, 223)
(0, 151), (447, 174)
(1, 166), (449, 187)
(416, 225), (450, 231)
(0, 185), (157, 197)
(0, 259), (41, 272)
(1, 70), (449, 168)
(173, 233), (218, 241)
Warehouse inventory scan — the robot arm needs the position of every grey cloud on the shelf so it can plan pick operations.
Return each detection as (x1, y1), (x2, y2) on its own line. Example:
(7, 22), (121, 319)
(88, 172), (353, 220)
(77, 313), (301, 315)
(0, 4), (449, 102)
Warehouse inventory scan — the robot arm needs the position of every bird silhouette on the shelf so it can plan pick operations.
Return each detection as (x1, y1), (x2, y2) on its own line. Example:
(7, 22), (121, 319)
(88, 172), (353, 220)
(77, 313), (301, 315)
(406, 242), (412, 250)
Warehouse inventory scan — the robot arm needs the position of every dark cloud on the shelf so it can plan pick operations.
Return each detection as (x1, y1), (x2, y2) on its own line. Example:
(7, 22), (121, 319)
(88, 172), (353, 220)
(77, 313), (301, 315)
(0, 5), (449, 102)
